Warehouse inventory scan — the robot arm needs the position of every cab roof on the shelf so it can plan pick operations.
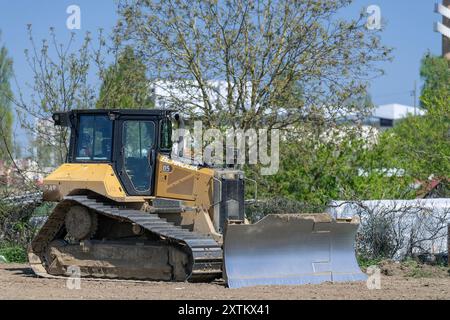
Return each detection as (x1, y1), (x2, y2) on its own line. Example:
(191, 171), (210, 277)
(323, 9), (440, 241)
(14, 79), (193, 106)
(53, 109), (174, 126)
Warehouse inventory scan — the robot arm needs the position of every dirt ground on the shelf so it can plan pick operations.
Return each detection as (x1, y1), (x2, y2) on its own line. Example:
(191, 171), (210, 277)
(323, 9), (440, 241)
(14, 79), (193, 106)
(0, 263), (449, 300)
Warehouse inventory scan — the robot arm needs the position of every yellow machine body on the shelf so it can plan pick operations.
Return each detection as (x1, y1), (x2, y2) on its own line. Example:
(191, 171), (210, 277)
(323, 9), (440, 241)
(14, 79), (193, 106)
(43, 163), (142, 202)
(44, 155), (213, 206)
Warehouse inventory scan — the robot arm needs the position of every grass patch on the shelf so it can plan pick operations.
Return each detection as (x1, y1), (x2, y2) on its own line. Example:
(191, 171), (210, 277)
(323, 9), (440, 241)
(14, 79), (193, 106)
(0, 244), (27, 263)
(402, 259), (436, 278)
(358, 257), (449, 278)
(33, 202), (55, 217)
(357, 255), (383, 270)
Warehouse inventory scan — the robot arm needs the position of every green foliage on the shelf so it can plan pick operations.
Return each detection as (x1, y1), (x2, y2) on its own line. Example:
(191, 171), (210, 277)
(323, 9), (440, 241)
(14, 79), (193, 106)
(377, 115), (450, 181)
(0, 31), (14, 161)
(252, 115), (448, 208)
(97, 46), (153, 109)
(33, 202), (55, 217)
(420, 54), (450, 115)
(357, 255), (383, 269)
(247, 124), (414, 207)
(401, 259), (439, 278)
(0, 243), (27, 263)
(0, 202), (37, 249)
(248, 105), (447, 211)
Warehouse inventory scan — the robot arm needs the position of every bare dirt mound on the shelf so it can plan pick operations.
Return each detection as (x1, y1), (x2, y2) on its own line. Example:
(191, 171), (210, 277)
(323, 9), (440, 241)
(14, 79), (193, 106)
(379, 260), (450, 278)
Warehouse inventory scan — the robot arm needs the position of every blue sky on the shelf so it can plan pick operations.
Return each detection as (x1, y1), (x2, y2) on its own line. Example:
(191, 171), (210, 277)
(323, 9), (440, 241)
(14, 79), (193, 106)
(0, 0), (444, 151)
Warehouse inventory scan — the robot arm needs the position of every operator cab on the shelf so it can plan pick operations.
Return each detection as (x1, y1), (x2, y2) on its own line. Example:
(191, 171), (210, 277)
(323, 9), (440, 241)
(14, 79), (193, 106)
(53, 109), (173, 197)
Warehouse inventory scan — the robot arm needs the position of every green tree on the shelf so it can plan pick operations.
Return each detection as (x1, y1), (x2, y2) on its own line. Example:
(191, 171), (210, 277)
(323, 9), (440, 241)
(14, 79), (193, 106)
(377, 115), (450, 181)
(246, 121), (415, 207)
(0, 31), (14, 161)
(420, 54), (450, 115)
(399, 53), (450, 180)
(96, 46), (153, 109)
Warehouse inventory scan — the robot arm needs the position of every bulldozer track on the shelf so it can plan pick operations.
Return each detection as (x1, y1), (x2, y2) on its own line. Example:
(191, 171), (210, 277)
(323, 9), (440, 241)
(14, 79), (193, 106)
(29, 195), (223, 282)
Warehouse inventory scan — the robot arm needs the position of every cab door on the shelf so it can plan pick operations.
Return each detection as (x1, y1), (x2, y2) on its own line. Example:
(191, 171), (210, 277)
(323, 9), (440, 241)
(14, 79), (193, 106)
(116, 118), (157, 196)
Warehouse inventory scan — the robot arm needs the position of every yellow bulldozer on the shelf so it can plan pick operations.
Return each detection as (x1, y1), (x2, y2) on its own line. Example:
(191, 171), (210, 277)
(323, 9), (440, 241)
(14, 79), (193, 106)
(28, 109), (366, 288)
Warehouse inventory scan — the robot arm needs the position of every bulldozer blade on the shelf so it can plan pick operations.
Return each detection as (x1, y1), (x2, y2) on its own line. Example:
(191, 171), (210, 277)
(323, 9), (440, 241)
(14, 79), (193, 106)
(223, 214), (367, 289)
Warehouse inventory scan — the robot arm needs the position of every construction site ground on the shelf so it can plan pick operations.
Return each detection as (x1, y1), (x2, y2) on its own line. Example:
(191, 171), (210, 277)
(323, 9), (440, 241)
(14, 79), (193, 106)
(1, 261), (449, 300)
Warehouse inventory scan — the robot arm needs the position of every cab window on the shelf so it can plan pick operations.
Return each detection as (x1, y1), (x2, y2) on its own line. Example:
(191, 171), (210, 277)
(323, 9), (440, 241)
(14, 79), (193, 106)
(122, 121), (155, 192)
(75, 115), (113, 161)
(160, 118), (172, 152)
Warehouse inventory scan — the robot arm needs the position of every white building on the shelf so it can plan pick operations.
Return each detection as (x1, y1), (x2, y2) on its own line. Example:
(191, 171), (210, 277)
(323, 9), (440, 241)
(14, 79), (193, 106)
(151, 80), (253, 112)
(366, 103), (426, 129)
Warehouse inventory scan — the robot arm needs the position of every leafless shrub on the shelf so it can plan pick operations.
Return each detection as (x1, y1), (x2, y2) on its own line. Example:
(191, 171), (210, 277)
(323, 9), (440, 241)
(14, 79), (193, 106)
(0, 201), (39, 247)
(328, 199), (450, 261)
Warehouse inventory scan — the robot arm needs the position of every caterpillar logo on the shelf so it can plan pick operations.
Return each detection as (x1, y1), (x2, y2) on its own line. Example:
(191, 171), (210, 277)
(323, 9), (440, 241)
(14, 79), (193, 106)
(435, 2), (450, 39)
